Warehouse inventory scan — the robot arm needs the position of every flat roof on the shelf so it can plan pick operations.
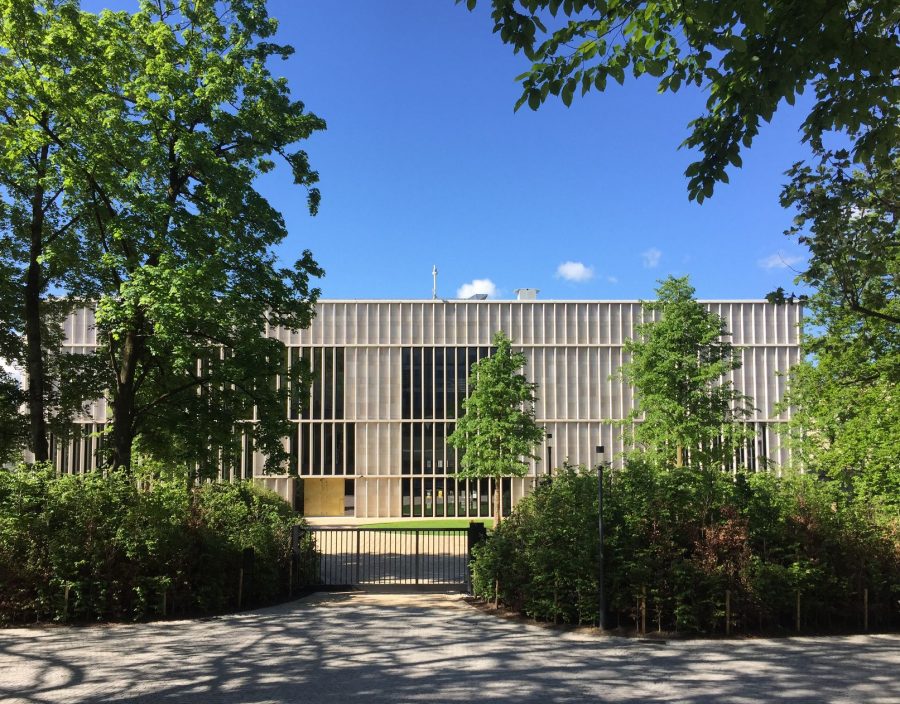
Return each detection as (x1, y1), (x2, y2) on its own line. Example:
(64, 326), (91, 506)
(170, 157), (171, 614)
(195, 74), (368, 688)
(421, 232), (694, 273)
(313, 299), (774, 304)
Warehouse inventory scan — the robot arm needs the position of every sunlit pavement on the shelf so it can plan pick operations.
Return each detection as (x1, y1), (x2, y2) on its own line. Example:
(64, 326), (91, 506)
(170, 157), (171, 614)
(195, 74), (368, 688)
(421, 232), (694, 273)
(2, 591), (898, 703)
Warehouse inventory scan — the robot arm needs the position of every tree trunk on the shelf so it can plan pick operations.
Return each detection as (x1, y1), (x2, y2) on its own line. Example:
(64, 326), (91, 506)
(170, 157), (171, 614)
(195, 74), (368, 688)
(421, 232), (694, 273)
(109, 327), (143, 471)
(493, 477), (502, 528)
(23, 145), (50, 462)
(676, 444), (684, 467)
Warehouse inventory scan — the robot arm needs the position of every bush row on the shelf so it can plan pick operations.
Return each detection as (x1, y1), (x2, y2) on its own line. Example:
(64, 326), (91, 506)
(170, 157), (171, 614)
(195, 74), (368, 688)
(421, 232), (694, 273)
(0, 464), (310, 624)
(471, 463), (900, 634)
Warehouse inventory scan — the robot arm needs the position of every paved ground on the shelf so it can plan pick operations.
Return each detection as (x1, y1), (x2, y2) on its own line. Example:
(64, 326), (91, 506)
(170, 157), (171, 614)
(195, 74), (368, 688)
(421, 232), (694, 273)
(2, 591), (898, 703)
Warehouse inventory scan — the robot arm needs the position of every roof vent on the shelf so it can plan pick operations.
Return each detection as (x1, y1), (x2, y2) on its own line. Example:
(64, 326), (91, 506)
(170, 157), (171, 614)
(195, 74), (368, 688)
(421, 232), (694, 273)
(514, 288), (539, 301)
(467, 293), (488, 301)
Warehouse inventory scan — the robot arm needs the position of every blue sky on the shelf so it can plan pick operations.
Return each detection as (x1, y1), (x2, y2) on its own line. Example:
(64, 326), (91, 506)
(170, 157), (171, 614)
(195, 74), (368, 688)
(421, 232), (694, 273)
(90, 1), (815, 301)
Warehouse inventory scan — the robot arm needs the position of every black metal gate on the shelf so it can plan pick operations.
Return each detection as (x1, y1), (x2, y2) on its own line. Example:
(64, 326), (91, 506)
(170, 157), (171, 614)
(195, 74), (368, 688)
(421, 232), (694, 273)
(293, 525), (486, 591)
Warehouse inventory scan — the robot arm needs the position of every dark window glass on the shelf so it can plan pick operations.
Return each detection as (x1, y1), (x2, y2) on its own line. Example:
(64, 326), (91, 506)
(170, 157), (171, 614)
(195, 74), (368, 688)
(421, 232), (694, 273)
(434, 477), (445, 517)
(243, 430), (253, 479)
(323, 423), (333, 475)
(401, 348), (412, 419)
(346, 423), (355, 473)
(334, 422), (344, 475)
(434, 347), (445, 419)
(424, 422), (434, 474)
(446, 478), (456, 517)
(312, 423), (321, 475)
(401, 478), (411, 517)
(289, 424), (299, 474)
(311, 349), (322, 420)
(424, 477), (434, 517)
(412, 348), (423, 419)
(479, 478), (490, 516)
(412, 423), (423, 475)
(335, 348), (345, 419)
(413, 478), (422, 517)
(502, 477), (512, 516)
(323, 347), (333, 419)
(72, 435), (81, 474)
(401, 423), (411, 475)
(434, 423), (445, 474)
(423, 346), (433, 419)
(300, 423), (311, 475)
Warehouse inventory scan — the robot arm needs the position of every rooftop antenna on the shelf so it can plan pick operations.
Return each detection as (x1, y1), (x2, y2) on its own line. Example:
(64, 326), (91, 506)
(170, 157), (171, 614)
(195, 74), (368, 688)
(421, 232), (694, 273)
(432, 265), (438, 300)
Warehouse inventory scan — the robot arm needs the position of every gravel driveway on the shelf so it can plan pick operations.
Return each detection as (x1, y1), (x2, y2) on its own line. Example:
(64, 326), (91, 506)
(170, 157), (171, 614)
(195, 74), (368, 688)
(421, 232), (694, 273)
(2, 591), (898, 703)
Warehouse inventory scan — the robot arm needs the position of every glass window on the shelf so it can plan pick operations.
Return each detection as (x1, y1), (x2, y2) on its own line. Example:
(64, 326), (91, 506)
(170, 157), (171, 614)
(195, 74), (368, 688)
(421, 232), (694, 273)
(412, 478), (422, 517)
(323, 348), (333, 419)
(424, 478), (434, 517)
(345, 423), (355, 473)
(412, 348), (423, 419)
(401, 422), (411, 475)
(311, 348), (323, 420)
(334, 348), (345, 419)
(401, 477), (411, 517)
(434, 477), (446, 517)
(412, 423), (422, 474)
(424, 422), (433, 475)
(401, 348), (412, 419)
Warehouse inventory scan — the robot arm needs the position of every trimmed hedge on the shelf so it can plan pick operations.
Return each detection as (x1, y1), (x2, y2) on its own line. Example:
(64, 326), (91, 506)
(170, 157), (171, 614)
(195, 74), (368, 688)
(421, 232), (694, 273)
(471, 463), (900, 634)
(0, 464), (310, 624)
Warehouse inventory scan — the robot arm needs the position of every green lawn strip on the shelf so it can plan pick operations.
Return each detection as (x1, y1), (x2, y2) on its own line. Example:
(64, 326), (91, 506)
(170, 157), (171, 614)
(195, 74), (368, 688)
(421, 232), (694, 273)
(360, 518), (492, 529)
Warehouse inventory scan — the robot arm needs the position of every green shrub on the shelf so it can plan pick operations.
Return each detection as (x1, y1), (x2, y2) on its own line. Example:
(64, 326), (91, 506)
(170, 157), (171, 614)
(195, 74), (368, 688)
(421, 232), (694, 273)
(470, 462), (900, 634)
(0, 463), (309, 624)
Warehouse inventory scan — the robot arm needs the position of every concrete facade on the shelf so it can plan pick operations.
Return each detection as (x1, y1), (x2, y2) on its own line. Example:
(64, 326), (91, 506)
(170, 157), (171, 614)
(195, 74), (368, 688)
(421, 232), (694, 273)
(54, 299), (802, 518)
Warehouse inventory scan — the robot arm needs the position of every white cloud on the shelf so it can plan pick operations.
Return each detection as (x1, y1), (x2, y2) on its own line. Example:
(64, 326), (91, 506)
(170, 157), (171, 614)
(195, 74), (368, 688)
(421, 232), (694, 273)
(606, 275), (619, 284)
(556, 261), (594, 283)
(758, 252), (804, 270)
(457, 278), (498, 299)
(641, 247), (662, 268)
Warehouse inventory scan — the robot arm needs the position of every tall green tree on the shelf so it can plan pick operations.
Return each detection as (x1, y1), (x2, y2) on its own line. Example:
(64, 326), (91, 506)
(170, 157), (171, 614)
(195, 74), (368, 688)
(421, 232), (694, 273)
(0, 0), (107, 461)
(780, 152), (899, 517)
(448, 331), (544, 526)
(460, 0), (899, 202)
(615, 276), (755, 469)
(781, 149), (899, 328)
(71, 0), (326, 473)
(2, 0), (325, 475)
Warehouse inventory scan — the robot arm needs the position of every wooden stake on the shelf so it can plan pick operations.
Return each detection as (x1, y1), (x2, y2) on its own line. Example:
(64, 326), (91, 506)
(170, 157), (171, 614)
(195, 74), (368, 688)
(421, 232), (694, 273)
(725, 589), (731, 636)
(796, 590), (801, 632)
(63, 584), (70, 623)
(641, 587), (647, 635)
(238, 568), (244, 609)
(864, 588), (869, 632)
(162, 590), (167, 617)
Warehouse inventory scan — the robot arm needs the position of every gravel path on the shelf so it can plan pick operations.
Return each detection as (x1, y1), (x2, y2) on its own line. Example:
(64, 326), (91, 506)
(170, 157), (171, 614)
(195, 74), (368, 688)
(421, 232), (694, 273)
(2, 591), (898, 703)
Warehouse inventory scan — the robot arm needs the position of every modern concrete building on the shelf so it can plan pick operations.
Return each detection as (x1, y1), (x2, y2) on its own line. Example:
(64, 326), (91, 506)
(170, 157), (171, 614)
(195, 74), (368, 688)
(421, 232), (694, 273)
(54, 295), (802, 518)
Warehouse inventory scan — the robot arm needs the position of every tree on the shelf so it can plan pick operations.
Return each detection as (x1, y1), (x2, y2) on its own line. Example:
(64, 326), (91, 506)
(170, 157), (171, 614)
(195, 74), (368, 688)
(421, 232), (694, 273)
(615, 276), (755, 469)
(448, 331), (544, 526)
(779, 153), (899, 516)
(460, 0), (899, 202)
(0, 0), (106, 462)
(781, 149), (899, 328)
(1, 0), (325, 475)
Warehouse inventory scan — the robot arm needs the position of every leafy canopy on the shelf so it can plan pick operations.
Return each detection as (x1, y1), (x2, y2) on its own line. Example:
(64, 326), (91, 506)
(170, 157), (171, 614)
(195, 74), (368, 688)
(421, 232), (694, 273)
(448, 331), (545, 481)
(615, 276), (754, 468)
(71, 0), (323, 470)
(460, 0), (900, 201)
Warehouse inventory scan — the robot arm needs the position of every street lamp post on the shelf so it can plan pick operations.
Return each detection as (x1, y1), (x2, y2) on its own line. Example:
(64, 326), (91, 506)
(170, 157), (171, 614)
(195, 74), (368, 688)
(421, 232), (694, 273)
(596, 444), (606, 631)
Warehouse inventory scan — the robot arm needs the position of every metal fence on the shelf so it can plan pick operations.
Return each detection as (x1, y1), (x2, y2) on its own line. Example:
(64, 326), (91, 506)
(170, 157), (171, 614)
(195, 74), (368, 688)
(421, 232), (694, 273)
(294, 527), (478, 589)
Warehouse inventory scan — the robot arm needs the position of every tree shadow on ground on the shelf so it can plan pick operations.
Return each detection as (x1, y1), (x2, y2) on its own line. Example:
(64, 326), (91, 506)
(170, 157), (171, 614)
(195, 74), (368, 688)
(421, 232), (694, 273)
(1, 592), (898, 704)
